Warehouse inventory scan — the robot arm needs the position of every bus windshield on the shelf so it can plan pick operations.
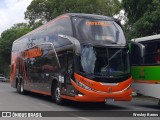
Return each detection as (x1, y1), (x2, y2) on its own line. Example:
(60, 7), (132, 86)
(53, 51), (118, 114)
(72, 17), (126, 45)
(78, 45), (130, 77)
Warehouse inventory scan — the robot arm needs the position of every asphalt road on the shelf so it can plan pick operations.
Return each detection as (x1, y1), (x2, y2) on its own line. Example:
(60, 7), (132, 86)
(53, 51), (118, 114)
(0, 82), (159, 120)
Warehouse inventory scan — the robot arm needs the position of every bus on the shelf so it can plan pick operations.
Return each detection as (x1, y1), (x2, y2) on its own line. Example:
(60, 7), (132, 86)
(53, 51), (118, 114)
(130, 34), (160, 105)
(10, 13), (132, 105)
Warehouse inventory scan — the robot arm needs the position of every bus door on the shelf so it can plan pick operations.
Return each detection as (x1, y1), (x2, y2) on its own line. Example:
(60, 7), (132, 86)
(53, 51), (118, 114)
(60, 51), (74, 96)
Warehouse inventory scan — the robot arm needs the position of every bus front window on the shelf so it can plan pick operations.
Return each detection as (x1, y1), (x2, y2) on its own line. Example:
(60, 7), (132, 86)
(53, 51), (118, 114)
(72, 17), (126, 45)
(78, 45), (130, 77)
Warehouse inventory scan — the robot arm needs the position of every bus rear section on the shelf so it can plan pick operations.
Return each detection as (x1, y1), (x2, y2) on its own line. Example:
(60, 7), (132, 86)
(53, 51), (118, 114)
(130, 35), (160, 104)
(10, 13), (132, 104)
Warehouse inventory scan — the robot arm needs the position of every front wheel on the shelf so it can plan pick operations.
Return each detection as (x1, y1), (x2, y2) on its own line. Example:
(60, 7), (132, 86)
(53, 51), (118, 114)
(52, 84), (64, 105)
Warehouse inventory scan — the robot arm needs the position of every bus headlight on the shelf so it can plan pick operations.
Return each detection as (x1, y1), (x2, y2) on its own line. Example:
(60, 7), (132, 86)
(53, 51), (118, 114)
(76, 80), (92, 91)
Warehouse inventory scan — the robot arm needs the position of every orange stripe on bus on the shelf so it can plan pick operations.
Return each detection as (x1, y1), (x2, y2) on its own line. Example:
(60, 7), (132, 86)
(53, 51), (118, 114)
(30, 90), (51, 96)
(133, 80), (160, 84)
(61, 95), (76, 101)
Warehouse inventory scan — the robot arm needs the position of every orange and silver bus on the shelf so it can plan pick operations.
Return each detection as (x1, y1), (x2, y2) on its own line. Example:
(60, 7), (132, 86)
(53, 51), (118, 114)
(10, 13), (132, 104)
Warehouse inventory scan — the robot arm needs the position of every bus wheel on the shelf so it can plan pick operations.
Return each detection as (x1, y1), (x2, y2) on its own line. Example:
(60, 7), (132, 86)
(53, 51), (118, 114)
(53, 84), (64, 105)
(20, 80), (26, 95)
(16, 79), (21, 93)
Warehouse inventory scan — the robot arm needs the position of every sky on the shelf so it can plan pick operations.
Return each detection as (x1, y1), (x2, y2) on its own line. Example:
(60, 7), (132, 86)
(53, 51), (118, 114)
(0, 0), (33, 35)
(0, 0), (124, 36)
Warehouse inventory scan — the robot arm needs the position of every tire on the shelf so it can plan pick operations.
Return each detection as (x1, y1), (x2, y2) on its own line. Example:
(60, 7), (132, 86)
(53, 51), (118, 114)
(136, 93), (143, 96)
(16, 79), (21, 93)
(52, 84), (64, 105)
(20, 80), (26, 95)
(17, 79), (26, 95)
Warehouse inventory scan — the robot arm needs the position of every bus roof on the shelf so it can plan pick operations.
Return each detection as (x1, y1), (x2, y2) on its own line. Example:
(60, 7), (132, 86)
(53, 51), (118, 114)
(13, 13), (118, 43)
(131, 34), (160, 43)
(67, 13), (116, 21)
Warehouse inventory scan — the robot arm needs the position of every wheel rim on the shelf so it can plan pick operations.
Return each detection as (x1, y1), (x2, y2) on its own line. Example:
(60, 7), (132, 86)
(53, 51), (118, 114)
(20, 81), (23, 93)
(17, 81), (20, 92)
(55, 87), (60, 101)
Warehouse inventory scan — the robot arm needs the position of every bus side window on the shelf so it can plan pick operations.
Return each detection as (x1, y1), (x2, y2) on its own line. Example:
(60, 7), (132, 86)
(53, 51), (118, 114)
(46, 17), (73, 38)
(142, 41), (160, 65)
(156, 44), (160, 64)
(130, 43), (142, 65)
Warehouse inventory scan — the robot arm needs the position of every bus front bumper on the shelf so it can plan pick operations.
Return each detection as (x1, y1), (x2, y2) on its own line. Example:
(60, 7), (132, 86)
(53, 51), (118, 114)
(61, 80), (132, 102)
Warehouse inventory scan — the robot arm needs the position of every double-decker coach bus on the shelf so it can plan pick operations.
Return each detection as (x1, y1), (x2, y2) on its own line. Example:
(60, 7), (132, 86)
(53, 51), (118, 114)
(10, 13), (132, 104)
(130, 34), (160, 105)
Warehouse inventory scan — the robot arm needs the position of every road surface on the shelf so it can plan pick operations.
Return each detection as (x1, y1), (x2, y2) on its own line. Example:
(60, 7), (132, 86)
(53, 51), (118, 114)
(0, 82), (159, 119)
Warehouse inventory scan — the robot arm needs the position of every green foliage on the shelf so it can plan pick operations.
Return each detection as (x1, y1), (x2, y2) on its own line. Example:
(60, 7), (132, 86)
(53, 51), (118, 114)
(0, 23), (32, 77)
(122, 0), (160, 39)
(25, 0), (121, 25)
(25, 0), (52, 25)
(0, 0), (121, 77)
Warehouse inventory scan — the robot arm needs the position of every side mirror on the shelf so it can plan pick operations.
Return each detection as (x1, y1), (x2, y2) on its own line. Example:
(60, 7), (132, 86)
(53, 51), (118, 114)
(58, 35), (81, 55)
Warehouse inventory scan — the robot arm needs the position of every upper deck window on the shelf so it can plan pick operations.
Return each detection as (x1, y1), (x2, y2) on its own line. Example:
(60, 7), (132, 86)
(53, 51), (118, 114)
(72, 17), (126, 45)
(46, 16), (73, 36)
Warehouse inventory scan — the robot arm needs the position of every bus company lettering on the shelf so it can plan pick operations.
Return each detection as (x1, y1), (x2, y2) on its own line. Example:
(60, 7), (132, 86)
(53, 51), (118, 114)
(24, 48), (42, 59)
(86, 22), (110, 26)
(139, 68), (145, 79)
(80, 78), (94, 86)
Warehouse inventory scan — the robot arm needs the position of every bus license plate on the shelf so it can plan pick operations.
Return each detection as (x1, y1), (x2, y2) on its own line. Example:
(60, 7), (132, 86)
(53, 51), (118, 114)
(105, 98), (114, 103)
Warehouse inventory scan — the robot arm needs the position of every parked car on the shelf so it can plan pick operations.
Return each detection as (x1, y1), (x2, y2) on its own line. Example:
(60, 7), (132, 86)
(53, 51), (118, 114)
(0, 74), (7, 82)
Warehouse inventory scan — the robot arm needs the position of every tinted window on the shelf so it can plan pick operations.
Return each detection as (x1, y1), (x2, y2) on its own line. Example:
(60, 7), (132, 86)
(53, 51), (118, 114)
(130, 43), (142, 65)
(46, 17), (73, 36)
(27, 44), (59, 75)
(142, 40), (160, 65)
(58, 52), (67, 73)
(72, 17), (126, 45)
(79, 45), (130, 77)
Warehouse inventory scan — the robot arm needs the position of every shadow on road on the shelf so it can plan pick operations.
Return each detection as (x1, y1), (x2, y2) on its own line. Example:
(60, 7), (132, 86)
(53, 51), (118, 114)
(64, 101), (128, 110)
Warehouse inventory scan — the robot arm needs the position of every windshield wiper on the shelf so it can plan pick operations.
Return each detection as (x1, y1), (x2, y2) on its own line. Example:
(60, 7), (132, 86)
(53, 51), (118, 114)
(108, 49), (122, 61)
(103, 49), (122, 69)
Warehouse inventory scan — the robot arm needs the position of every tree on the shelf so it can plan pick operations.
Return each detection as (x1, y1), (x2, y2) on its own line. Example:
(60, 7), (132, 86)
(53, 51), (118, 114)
(25, 0), (52, 26)
(25, 0), (121, 25)
(122, 0), (160, 39)
(0, 23), (32, 77)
